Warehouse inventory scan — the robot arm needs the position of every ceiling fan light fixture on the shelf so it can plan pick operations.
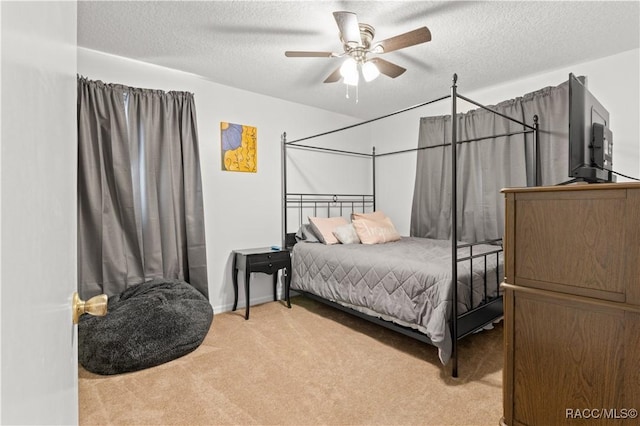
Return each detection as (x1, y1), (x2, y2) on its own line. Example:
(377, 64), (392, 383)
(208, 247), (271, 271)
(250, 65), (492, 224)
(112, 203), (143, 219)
(340, 57), (359, 86)
(362, 61), (380, 82)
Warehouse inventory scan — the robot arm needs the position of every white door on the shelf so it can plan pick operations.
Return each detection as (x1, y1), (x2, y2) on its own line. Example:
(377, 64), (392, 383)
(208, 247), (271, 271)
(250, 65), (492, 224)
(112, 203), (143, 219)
(0, 2), (79, 424)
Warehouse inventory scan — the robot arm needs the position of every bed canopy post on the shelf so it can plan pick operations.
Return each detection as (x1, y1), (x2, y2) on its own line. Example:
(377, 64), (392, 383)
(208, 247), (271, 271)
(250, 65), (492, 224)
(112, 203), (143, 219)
(372, 146), (376, 211)
(533, 115), (540, 186)
(281, 132), (288, 249)
(450, 73), (459, 378)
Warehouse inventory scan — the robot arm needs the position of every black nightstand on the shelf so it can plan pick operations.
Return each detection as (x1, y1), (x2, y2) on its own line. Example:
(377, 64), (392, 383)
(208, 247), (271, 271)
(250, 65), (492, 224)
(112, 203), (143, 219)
(232, 247), (291, 320)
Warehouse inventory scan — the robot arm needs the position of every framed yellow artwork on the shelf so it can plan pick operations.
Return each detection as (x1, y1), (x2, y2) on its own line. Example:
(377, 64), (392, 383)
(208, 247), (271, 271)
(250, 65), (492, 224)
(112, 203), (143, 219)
(220, 122), (257, 173)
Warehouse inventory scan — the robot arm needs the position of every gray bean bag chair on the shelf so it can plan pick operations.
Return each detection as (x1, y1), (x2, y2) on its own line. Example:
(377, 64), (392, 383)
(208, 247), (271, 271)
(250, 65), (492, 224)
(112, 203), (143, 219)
(79, 278), (213, 375)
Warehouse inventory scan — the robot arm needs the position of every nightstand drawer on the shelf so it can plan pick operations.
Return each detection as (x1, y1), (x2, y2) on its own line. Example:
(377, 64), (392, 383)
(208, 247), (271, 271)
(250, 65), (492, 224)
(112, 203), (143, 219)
(250, 261), (285, 274)
(249, 251), (290, 267)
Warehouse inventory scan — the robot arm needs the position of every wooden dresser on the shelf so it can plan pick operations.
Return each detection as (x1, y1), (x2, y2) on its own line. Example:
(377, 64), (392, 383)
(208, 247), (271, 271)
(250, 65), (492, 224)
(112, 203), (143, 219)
(501, 183), (640, 426)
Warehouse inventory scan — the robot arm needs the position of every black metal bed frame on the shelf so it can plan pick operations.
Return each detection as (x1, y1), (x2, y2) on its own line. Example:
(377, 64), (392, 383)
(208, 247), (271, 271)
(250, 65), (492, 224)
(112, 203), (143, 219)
(281, 74), (539, 377)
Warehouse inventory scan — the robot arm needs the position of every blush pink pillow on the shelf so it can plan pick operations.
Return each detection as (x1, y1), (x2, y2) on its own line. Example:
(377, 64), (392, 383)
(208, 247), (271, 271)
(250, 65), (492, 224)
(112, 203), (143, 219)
(351, 210), (387, 222)
(352, 217), (401, 244)
(308, 216), (349, 245)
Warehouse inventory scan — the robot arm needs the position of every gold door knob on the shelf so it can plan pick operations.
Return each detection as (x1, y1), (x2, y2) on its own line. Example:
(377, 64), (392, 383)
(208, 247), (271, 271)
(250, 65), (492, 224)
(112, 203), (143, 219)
(72, 292), (108, 324)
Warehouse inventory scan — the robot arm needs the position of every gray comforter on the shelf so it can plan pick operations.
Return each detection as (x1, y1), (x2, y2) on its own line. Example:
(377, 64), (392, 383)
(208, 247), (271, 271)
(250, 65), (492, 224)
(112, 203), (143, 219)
(291, 237), (502, 363)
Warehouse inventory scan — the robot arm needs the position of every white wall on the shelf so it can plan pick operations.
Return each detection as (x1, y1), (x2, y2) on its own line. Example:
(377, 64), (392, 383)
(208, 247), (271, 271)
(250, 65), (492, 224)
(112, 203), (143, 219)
(371, 48), (640, 234)
(1, 1), (78, 424)
(78, 48), (368, 313)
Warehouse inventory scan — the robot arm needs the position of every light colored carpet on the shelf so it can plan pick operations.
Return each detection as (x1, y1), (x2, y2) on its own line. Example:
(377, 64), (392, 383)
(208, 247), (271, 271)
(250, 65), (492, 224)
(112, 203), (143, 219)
(79, 296), (503, 425)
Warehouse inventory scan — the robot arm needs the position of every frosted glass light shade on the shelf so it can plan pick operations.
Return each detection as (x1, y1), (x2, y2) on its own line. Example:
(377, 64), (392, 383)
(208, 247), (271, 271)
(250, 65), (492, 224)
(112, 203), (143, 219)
(340, 58), (359, 86)
(362, 61), (380, 82)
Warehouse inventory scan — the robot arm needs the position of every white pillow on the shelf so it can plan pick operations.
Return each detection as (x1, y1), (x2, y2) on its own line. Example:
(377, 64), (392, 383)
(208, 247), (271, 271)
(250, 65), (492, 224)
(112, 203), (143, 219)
(332, 224), (361, 244)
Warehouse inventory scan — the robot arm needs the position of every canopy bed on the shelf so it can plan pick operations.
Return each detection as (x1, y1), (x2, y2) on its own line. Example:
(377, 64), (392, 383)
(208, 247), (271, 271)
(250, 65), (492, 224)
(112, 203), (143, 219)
(281, 74), (540, 377)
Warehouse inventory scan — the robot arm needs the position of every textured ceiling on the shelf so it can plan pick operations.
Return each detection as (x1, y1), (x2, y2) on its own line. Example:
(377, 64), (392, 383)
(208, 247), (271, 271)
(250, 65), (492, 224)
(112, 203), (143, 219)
(77, 1), (640, 119)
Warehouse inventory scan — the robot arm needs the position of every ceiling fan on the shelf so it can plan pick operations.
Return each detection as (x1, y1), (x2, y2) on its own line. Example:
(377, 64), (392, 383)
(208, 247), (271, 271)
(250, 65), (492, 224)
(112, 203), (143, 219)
(285, 11), (431, 85)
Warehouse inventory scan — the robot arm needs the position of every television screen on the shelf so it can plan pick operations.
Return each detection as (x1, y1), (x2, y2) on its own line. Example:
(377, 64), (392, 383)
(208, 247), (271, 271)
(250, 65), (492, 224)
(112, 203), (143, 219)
(568, 73), (614, 183)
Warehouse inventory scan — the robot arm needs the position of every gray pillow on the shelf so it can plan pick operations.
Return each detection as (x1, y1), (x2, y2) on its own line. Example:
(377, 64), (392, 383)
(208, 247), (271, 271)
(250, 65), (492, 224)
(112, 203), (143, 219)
(78, 278), (213, 375)
(295, 223), (320, 243)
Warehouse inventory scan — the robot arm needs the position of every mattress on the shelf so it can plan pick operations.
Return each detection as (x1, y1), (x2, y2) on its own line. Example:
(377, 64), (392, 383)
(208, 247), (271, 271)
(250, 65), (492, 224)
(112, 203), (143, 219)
(291, 237), (503, 363)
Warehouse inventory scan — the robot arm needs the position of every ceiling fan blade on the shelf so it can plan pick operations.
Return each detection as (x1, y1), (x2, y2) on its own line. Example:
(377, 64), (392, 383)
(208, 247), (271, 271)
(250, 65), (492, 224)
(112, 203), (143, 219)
(323, 66), (342, 83)
(333, 11), (362, 46)
(285, 51), (336, 58)
(374, 27), (431, 53)
(369, 58), (406, 78)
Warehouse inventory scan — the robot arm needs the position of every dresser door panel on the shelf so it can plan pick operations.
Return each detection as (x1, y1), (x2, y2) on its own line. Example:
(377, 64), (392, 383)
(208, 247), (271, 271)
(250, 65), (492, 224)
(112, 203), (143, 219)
(514, 196), (626, 301)
(512, 291), (626, 426)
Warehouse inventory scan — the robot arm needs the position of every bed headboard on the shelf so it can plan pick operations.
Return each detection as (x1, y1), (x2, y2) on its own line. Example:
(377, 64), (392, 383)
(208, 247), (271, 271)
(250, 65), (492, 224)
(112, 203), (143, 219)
(283, 193), (375, 249)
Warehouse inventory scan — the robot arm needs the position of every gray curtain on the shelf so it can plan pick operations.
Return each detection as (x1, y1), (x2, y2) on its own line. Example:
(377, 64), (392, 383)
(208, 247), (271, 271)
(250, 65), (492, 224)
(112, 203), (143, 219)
(521, 81), (570, 186)
(410, 80), (568, 242)
(78, 77), (208, 299)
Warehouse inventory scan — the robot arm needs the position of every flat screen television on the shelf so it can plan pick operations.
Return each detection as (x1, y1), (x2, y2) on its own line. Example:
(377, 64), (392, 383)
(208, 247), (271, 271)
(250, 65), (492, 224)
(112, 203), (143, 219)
(568, 73), (614, 183)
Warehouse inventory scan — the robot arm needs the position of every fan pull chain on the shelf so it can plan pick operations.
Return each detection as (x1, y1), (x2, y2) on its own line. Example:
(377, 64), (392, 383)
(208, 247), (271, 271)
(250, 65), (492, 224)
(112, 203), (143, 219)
(344, 84), (359, 103)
